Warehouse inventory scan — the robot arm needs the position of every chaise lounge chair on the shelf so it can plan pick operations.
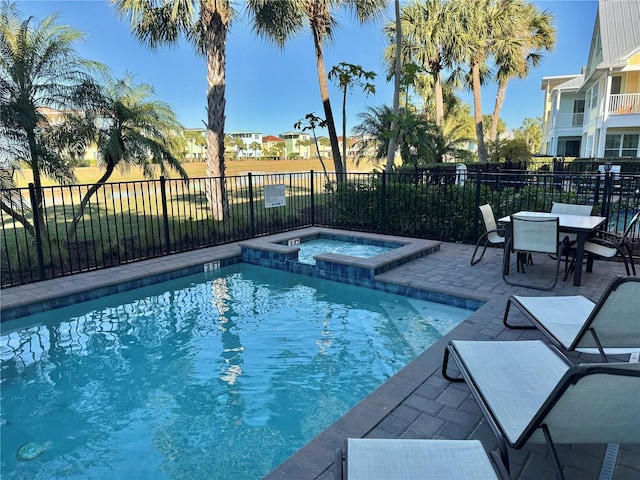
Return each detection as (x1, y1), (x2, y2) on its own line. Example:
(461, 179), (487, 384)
(441, 340), (640, 479)
(334, 438), (508, 480)
(502, 276), (640, 362)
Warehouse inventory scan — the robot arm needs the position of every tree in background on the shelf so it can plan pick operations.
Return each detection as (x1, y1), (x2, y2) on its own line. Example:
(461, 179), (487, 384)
(249, 141), (261, 157)
(58, 73), (187, 235)
(328, 62), (376, 173)
(112, 0), (233, 221)
(514, 117), (542, 153)
(245, 0), (386, 178)
(490, 2), (555, 142)
(384, 0), (453, 127)
(482, 113), (506, 142)
(0, 1), (103, 235)
(294, 113), (331, 185)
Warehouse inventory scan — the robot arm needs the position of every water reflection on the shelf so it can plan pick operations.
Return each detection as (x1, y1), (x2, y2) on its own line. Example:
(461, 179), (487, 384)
(1, 265), (470, 480)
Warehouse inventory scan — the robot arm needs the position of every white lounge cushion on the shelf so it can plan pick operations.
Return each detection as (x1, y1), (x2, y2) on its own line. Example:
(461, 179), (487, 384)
(346, 439), (499, 480)
(511, 295), (595, 349)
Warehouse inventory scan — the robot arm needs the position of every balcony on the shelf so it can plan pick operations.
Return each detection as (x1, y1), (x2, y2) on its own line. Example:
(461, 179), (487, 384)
(554, 112), (584, 128)
(609, 93), (640, 114)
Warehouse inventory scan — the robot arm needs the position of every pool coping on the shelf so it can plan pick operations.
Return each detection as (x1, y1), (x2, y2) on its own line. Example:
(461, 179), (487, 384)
(2, 228), (480, 320)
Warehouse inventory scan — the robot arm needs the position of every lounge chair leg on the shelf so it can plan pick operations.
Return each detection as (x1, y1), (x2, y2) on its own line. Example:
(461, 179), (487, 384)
(442, 347), (464, 382)
(542, 424), (565, 480)
(496, 437), (510, 476)
(503, 297), (536, 330)
(334, 448), (344, 480)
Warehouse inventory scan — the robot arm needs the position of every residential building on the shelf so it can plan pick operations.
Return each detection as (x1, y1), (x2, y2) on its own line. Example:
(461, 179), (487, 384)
(228, 131), (263, 158)
(262, 135), (285, 159)
(540, 0), (640, 158)
(280, 131), (312, 159)
(182, 128), (207, 161)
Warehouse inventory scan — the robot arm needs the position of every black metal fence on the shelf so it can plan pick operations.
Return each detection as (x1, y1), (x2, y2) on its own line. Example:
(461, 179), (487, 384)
(2, 169), (639, 288)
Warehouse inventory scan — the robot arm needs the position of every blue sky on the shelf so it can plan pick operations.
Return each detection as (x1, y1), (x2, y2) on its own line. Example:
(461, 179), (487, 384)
(19, 0), (599, 136)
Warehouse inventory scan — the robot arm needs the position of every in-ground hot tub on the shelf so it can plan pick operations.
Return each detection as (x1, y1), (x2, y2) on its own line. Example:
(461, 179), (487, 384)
(239, 227), (441, 289)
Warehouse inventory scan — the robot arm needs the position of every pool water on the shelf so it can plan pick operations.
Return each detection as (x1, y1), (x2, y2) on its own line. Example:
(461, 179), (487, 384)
(1, 264), (470, 480)
(297, 238), (394, 264)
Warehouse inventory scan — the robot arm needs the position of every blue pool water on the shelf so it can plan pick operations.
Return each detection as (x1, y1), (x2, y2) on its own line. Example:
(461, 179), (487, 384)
(1, 264), (471, 479)
(297, 238), (394, 264)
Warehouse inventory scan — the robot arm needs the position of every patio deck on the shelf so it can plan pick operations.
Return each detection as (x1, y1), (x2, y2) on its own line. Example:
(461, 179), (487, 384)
(1, 235), (638, 479)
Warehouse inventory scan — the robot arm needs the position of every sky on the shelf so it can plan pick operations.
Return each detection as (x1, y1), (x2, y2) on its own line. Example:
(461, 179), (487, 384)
(17, 0), (600, 137)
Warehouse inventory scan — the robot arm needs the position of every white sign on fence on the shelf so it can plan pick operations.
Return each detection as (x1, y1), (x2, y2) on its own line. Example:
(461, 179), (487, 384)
(264, 184), (286, 208)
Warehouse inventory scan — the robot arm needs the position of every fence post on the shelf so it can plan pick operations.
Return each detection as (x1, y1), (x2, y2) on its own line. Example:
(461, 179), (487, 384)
(474, 171), (482, 241)
(28, 183), (46, 281)
(248, 173), (255, 237)
(310, 170), (315, 226)
(159, 176), (171, 254)
(381, 171), (387, 233)
(602, 167), (614, 222)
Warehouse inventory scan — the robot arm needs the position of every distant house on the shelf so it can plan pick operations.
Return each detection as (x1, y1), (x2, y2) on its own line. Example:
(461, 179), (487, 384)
(182, 128), (207, 161)
(540, 0), (640, 158)
(228, 131), (263, 158)
(280, 131), (312, 159)
(262, 135), (285, 159)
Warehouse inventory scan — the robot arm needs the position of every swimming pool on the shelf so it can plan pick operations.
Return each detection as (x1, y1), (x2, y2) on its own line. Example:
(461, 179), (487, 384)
(1, 264), (471, 479)
(297, 238), (394, 264)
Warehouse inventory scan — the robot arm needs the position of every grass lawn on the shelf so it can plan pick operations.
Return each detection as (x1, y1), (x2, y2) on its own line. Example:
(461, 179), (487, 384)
(12, 158), (379, 187)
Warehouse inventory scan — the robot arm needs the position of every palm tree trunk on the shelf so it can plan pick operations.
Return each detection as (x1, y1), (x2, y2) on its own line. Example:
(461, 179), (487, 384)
(386, 0), (402, 173)
(203, 8), (228, 221)
(471, 62), (487, 163)
(342, 86), (348, 174)
(0, 200), (35, 237)
(491, 78), (508, 142)
(67, 162), (116, 238)
(434, 71), (444, 127)
(311, 25), (344, 179)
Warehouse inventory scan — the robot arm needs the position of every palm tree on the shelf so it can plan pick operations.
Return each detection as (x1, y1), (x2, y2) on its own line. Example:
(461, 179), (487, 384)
(112, 0), (234, 221)
(447, 0), (517, 163)
(384, 0), (452, 127)
(0, 1), (103, 234)
(385, 0), (401, 173)
(249, 140), (261, 157)
(490, 3), (555, 142)
(352, 105), (394, 161)
(58, 73), (187, 234)
(245, 0), (386, 178)
(328, 62), (376, 173)
(353, 105), (458, 167)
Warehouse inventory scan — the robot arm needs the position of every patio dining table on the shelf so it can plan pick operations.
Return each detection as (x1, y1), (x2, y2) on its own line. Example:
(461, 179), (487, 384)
(499, 211), (607, 287)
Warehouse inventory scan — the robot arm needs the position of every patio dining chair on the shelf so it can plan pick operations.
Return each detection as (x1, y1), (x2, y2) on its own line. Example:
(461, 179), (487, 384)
(502, 276), (640, 362)
(334, 439), (508, 480)
(470, 204), (505, 265)
(441, 340), (640, 479)
(502, 215), (570, 290)
(550, 202), (593, 246)
(578, 210), (639, 277)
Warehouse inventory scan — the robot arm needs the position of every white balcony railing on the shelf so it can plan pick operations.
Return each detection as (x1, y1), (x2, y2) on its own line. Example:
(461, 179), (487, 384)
(609, 93), (640, 114)
(554, 112), (584, 128)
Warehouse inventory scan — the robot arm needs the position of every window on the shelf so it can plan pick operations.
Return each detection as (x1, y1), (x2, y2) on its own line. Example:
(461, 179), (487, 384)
(604, 134), (639, 157)
(572, 99), (585, 126)
(611, 76), (622, 95)
(590, 83), (599, 109)
(586, 135), (594, 157)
